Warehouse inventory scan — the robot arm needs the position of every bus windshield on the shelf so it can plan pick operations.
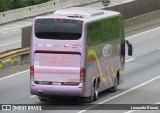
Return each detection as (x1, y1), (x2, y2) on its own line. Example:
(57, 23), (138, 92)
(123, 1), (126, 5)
(35, 19), (83, 40)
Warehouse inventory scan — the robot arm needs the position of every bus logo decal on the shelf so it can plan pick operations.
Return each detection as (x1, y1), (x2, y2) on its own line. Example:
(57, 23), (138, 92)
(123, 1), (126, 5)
(64, 44), (70, 48)
(72, 45), (78, 48)
(55, 44), (61, 48)
(103, 44), (112, 57)
(38, 43), (43, 47)
(47, 44), (52, 48)
(79, 45), (83, 49)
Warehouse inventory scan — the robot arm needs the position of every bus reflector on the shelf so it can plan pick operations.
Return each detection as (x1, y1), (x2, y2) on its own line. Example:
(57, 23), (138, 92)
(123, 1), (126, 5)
(80, 68), (85, 82)
(30, 66), (34, 76)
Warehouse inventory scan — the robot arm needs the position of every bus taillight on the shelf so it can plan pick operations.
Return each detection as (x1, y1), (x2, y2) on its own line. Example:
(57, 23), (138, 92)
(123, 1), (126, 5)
(80, 68), (85, 82)
(30, 66), (34, 77)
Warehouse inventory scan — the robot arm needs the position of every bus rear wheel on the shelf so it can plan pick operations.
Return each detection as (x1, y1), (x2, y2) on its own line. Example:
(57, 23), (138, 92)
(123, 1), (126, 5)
(87, 82), (99, 103)
(110, 76), (118, 92)
(86, 87), (94, 103)
(39, 96), (47, 102)
(94, 82), (99, 101)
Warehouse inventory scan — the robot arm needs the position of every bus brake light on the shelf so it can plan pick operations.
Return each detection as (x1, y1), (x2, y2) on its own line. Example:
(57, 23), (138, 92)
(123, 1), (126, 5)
(30, 66), (34, 76)
(80, 68), (85, 81)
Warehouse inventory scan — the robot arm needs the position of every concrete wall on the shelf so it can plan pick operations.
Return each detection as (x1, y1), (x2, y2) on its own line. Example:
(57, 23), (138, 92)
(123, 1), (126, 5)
(124, 10), (160, 32)
(22, 26), (32, 48)
(0, 0), (99, 25)
(105, 0), (160, 19)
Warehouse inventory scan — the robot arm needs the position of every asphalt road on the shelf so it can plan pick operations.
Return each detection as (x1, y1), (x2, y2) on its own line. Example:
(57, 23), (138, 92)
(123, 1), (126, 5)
(0, 25), (160, 113)
(0, 0), (133, 53)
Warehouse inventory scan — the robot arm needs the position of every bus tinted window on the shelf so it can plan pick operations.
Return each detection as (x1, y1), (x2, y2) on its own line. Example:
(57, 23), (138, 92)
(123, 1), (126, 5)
(87, 16), (122, 47)
(35, 19), (83, 40)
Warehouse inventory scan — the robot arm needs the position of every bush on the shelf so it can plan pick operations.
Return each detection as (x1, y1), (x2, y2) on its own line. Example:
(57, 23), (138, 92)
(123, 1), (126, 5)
(0, 0), (53, 12)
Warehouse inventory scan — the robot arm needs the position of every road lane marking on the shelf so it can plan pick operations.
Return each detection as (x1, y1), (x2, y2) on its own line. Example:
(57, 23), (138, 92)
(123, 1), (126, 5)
(124, 110), (136, 113)
(125, 58), (135, 63)
(0, 40), (21, 47)
(30, 95), (36, 98)
(158, 48), (160, 50)
(1, 32), (8, 34)
(78, 75), (160, 113)
(12, 29), (19, 32)
(0, 69), (29, 81)
(126, 26), (160, 40)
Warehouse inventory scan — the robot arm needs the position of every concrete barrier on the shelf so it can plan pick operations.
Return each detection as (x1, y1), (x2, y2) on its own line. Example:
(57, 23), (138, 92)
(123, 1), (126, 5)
(0, 0), (99, 25)
(105, 0), (160, 19)
(124, 10), (160, 32)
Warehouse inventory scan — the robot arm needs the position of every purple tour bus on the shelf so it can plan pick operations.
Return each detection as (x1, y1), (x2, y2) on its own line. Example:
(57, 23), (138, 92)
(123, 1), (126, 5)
(30, 7), (132, 102)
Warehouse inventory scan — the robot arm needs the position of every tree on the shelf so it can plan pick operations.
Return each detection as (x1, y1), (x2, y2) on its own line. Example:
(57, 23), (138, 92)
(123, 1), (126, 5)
(12, 0), (23, 9)
(0, 0), (12, 12)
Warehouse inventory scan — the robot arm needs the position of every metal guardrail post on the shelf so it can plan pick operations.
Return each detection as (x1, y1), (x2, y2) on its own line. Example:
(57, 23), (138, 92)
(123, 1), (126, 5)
(11, 57), (15, 66)
(0, 48), (30, 69)
(0, 61), (2, 69)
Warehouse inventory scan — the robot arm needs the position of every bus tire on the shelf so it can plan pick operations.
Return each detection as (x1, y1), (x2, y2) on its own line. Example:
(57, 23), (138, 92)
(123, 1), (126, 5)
(110, 76), (118, 92)
(88, 89), (94, 103)
(86, 85), (94, 103)
(93, 82), (99, 101)
(39, 96), (47, 102)
(94, 89), (98, 101)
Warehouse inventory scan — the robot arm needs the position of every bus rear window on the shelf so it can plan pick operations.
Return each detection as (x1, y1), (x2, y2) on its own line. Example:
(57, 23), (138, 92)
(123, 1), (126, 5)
(35, 19), (83, 40)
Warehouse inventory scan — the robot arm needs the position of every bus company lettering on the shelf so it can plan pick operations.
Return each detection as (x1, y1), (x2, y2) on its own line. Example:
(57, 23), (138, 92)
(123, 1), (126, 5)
(40, 56), (76, 60)
(39, 55), (77, 65)
(68, 78), (79, 82)
(40, 68), (76, 73)
(49, 60), (63, 65)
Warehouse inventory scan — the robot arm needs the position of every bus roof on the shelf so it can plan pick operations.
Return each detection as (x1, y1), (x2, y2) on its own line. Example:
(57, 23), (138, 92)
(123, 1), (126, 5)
(35, 7), (121, 21)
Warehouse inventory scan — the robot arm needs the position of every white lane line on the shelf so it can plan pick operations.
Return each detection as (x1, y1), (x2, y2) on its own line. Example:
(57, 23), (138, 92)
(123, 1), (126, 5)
(12, 29), (19, 32)
(158, 48), (160, 50)
(1, 32), (8, 34)
(124, 110), (136, 113)
(0, 69), (29, 81)
(30, 95), (36, 98)
(125, 58), (135, 63)
(78, 75), (160, 113)
(126, 26), (160, 40)
(3, 28), (10, 30)
(0, 40), (21, 47)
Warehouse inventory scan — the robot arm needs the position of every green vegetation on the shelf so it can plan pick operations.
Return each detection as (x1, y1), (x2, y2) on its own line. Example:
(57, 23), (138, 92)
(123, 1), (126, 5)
(0, 0), (54, 12)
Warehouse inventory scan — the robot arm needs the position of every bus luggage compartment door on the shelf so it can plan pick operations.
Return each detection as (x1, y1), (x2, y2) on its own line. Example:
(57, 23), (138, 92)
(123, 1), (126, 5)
(34, 53), (81, 84)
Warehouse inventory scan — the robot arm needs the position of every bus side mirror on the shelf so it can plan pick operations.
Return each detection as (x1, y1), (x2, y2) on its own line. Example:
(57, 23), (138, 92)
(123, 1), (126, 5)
(121, 41), (125, 56)
(128, 43), (133, 56)
(126, 40), (133, 56)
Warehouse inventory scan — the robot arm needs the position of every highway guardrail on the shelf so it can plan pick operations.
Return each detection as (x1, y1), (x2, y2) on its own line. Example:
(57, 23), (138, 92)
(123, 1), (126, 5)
(0, 48), (30, 69)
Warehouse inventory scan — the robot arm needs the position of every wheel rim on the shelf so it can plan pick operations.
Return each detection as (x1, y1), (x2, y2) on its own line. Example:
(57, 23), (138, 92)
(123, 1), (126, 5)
(94, 90), (98, 101)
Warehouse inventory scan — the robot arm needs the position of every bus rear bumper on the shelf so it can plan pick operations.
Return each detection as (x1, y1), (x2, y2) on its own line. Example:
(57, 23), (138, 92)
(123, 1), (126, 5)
(30, 81), (84, 97)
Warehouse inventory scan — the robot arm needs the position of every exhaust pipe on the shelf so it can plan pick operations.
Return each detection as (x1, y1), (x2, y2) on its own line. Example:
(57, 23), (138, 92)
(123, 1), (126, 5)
(38, 90), (43, 95)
